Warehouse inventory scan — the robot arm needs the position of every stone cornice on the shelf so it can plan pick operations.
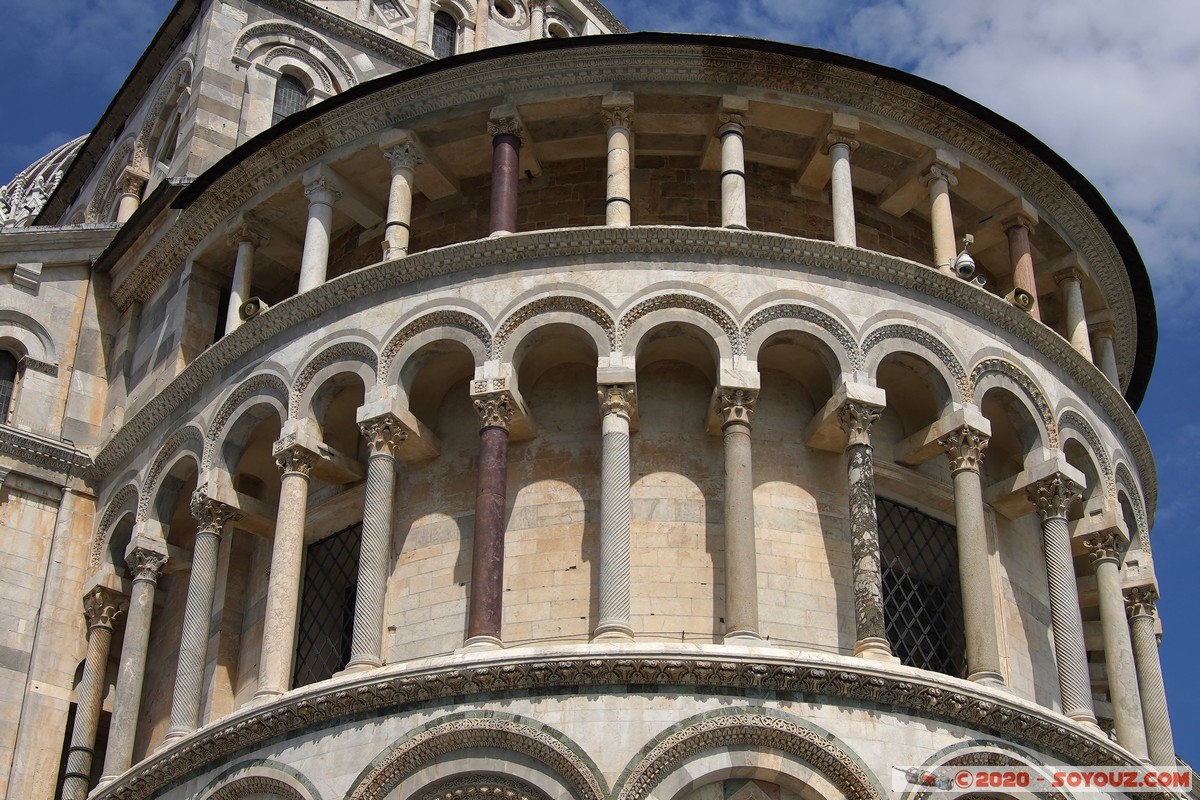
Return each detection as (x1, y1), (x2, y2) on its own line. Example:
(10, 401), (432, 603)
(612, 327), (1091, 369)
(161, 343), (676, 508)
(576, 0), (627, 34)
(93, 227), (1157, 523)
(0, 424), (97, 483)
(118, 41), (1141, 390)
(254, 0), (431, 70)
(90, 644), (1147, 800)
(0, 223), (119, 260)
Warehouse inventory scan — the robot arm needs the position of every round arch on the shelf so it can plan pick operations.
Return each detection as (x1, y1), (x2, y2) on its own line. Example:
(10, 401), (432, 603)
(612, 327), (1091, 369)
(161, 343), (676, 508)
(137, 426), (206, 524)
(198, 759), (322, 800)
(90, 482), (140, 571)
(380, 308), (491, 388)
(861, 323), (967, 409)
(970, 358), (1057, 450)
(290, 338), (378, 420)
(742, 300), (862, 374)
(617, 290), (741, 361)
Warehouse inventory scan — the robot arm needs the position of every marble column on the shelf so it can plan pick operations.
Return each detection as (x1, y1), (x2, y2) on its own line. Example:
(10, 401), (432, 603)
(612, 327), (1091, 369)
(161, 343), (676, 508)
(719, 111), (748, 230)
(61, 587), (126, 800)
(255, 446), (316, 698)
(1028, 474), (1098, 727)
(114, 169), (146, 224)
(224, 223), (267, 336)
(298, 174), (341, 293)
(346, 416), (406, 670)
(1004, 212), (1040, 320)
(413, 0), (433, 53)
(594, 385), (635, 640)
(466, 394), (514, 648)
(839, 401), (892, 660)
(922, 163), (959, 275)
(719, 388), (761, 642)
(488, 111), (523, 235)
(165, 492), (240, 742)
(827, 134), (858, 247)
(101, 546), (168, 780)
(1084, 531), (1148, 758)
(1055, 268), (1092, 360)
(528, 0), (546, 39)
(1125, 586), (1175, 765)
(382, 137), (423, 260)
(1090, 322), (1120, 387)
(939, 426), (1003, 685)
(602, 96), (634, 228)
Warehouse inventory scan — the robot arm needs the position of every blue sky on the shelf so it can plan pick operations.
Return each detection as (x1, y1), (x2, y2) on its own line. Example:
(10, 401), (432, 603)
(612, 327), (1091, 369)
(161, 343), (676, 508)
(1, 0), (1195, 764)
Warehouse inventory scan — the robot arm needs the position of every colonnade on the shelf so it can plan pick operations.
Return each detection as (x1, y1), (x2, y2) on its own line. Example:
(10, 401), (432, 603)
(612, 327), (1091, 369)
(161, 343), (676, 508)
(214, 98), (1124, 386)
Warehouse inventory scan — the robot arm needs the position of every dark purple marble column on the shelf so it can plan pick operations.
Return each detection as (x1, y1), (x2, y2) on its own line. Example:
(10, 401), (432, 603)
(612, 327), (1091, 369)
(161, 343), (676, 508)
(466, 395), (514, 647)
(489, 132), (521, 235)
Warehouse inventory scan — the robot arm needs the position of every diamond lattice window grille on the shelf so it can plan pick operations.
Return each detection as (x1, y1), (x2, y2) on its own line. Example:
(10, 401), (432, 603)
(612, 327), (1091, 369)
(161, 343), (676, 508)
(877, 496), (966, 678)
(293, 522), (361, 688)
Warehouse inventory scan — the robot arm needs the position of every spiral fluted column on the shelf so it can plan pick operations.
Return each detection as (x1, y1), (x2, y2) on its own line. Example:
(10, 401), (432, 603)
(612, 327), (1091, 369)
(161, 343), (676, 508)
(939, 426), (1003, 685)
(594, 385), (635, 640)
(101, 546), (168, 780)
(466, 393), (514, 648)
(1126, 586), (1175, 765)
(839, 401), (892, 660)
(1028, 474), (1097, 727)
(61, 587), (125, 800)
(165, 492), (240, 742)
(255, 446), (316, 699)
(1084, 531), (1148, 758)
(347, 416), (406, 670)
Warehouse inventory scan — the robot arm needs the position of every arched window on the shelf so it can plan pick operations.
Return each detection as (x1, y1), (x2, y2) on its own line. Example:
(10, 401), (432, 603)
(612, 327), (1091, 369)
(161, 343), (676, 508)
(0, 351), (18, 424)
(432, 11), (457, 58)
(272, 74), (307, 126)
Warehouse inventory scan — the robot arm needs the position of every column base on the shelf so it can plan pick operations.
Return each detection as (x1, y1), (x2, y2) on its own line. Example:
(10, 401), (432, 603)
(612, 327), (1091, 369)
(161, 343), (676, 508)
(967, 669), (1006, 687)
(382, 247), (408, 261)
(338, 657), (383, 675)
(592, 623), (634, 642)
(722, 630), (768, 647)
(1068, 713), (1105, 736)
(158, 729), (189, 750)
(488, 230), (513, 238)
(853, 637), (900, 663)
(253, 687), (285, 702)
(462, 635), (504, 651)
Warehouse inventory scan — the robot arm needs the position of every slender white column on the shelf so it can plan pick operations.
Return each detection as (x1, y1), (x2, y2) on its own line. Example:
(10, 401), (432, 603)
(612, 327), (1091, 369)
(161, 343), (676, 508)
(1126, 586), (1175, 765)
(414, 0), (433, 53)
(381, 137), (423, 260)
(114, 168), (147, 224)
(939, 426), (1003, 685)
(1055, 268), (1093, 360)
(602, 94), (634, 228)
(165, 492), (240, 742)
(1090, 321), (1120, 387)
(1084, 531), (1148, 758)
(839, 401), (892, 660)
(529, 0), (546, 39)
(224, 222), (267, 335)
(346, 417), (405, 670)
(1028, 474), (1098, 727)
(299, 174), (341, 293)
(594, 385), (635, 640)
(255, 445), (315, 698)
(827, 134), (858, 247)
(719, 112), (748, 230)
(61, 587), (126, 800)
(719, 388), (761, 643)
(101, 545), (168, 780)
(922, 163), (959, 274)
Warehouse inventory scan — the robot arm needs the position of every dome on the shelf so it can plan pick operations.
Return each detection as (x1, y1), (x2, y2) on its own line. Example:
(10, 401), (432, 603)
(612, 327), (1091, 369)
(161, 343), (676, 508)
(0, 134), (86, 227)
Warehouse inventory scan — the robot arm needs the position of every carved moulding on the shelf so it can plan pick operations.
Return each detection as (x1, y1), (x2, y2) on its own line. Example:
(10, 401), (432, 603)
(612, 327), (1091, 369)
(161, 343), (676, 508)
(862, 323), (970, 402)
(616, 292), (742, 355)
(379, 311), (492, 386)
(136, 425), (205, 522)
(741, 302), (863, 370)
(93, 228), (1155, 522)
(492, 295), (616, 359)
(1057, 409), (1115, 498)
(345, 712), (606, 800)
(410, 775), (550, 800)
(288, 341), (378, 418)
(970, 357), (1058, 449)
(203, 373), (290, 472)
(1114, 462), (1150, 553)
(90, 483), (140, 570)
(89, 647), (1147, 800)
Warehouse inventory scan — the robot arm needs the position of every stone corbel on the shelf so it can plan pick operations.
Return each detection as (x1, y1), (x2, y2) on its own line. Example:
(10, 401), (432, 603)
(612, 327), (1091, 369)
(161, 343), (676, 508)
(357, 384), (441, 462)
(794, 111), (860, 191)
(700, 95), (750, 171)
(804, 376), (886, 452)
(12, 261), (43, 291)
(983, 451), (1086, 520)
(893, 404), (990, 466)
(273, 419), (365, 484)
(878, 148), (959, 218)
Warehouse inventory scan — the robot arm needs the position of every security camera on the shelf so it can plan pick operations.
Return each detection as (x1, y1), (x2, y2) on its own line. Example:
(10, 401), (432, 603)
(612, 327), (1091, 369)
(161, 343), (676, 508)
(953, 251), (976, 278)
(972, 275), (987, 287)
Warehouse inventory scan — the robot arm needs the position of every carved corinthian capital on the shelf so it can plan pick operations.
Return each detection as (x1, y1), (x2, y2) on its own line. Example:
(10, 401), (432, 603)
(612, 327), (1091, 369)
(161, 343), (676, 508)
(939, 427), (988, 472)
(361, 414), (407, 456)
(1124, 585), (1159, 619)
(601, 105), (634, 131)
(1028, 473), (1083, 520)
(126, 547), (168, 583)
(598, 384), (635, 419)
(275, 446), (317, 476)
(838, 401), (881, 447)
(83, 585), (126, 629)
(718, 388), (757, 428)
(1082, 530), (1123, 566)
(190, 489), (242, 532)
(474, 393), (516, 430)
(487, 106), (526, 143)
(383, 140), (424, 172)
